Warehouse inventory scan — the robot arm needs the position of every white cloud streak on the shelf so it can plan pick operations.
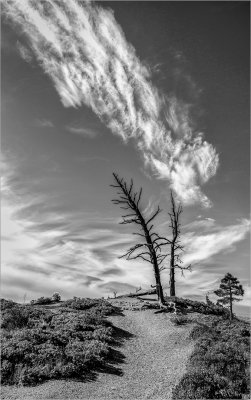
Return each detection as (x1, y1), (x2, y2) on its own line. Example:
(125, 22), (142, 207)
(2, 0), (219, 206)
(182, 219), (250, 265)
(1, 157), (146, 300)
(65, 125), (97, 138)
(34, 118), (54, 128)
(240, 286), (251, 307)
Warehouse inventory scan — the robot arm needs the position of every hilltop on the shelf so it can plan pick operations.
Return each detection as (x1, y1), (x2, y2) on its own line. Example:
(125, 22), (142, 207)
(1, 295), (250, 399)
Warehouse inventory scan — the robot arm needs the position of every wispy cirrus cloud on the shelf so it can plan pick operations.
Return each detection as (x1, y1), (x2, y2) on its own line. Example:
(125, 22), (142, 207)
(182, 218), (250, 266)
(65, 125), (97, 138)
(34, 118), (54, 128)
(16, 40), (33, 62)
(2, 0), (219, 207)
(1, 156), (144, 300)
(183, 217), (216, 231)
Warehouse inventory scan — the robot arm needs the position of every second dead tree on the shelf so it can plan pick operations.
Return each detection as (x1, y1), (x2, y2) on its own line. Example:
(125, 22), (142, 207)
(111, 173), (168, 306)
(168, 191), (191, 297)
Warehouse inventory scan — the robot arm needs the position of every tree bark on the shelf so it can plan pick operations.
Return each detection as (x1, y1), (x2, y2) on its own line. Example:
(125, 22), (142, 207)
(153, 258), (165, 304)
(141, 217), (164, 304)
(119, 289), (156, 298)
(168, 191), (181, 297)
(170, 246), (175, 297)
(229, 286), (233, 321)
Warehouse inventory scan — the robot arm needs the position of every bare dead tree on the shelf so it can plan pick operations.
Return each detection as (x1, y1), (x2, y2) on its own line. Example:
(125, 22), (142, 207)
(111, 173), (168, 306)
(168, 191), (191, 296)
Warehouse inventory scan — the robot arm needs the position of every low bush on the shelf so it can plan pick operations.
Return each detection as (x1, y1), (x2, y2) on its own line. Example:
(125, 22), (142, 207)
(1, 298), (115, 386)
(30, 297), (53, 305)
(52, 292), (61, 302)
(172, 317), (250, 399)
(63, 297), (98, 310)
(189, 323), (215, 340)
(170, 315), (189, 325)
(241, 328), (250, 337)
(62, 297), (115, 316)
(172, 370), (244, 399)
(1, 306), (30, 330)
(1, 299), (17, 310)
(165, 296), (230, 317)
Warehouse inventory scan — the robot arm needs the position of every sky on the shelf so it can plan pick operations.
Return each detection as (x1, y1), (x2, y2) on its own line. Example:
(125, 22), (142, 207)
(1, 1), (250, 316)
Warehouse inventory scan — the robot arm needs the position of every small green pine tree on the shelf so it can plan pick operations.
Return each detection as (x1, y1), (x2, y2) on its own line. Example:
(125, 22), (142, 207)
(214, 273), (244, 321)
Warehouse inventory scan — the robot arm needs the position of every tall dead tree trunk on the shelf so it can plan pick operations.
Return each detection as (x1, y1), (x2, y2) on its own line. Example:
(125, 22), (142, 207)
(229, 286), (233, 321)
(111, 173), (168, 306)
(168, 191), (191, 297)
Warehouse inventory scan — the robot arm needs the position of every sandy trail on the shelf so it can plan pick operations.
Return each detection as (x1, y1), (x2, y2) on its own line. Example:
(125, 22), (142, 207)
(2, 299), (194, 400)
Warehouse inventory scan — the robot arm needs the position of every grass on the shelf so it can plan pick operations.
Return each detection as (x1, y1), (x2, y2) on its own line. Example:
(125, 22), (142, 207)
(172, 315), (250, 399)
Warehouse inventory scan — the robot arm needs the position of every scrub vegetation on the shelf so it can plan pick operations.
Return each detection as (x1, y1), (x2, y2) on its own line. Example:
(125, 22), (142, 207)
(1, 297), (118, 386)
(172, 315), (250, 399)
(1, 295), (250, 400)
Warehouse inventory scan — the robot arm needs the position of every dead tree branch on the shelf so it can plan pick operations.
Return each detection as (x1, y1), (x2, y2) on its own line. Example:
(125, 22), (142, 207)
(111, 173), (168, 305)
(168, 190), (192, 296)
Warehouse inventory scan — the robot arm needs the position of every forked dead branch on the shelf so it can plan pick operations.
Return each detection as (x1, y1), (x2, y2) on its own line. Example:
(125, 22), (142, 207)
(111, 173), (168, 306)
(168, 191), (191, 296)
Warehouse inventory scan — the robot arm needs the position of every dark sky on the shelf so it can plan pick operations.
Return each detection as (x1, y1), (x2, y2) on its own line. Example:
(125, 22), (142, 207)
(1, 1), (250, 315)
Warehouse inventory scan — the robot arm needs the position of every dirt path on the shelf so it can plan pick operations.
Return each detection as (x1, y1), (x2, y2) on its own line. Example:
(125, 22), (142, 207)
(2, 299), (194, 400)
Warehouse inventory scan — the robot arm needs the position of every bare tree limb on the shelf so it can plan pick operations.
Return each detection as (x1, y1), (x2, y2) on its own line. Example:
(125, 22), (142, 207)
(111, 173), (169, 305)
(167, 190), (192, 296)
